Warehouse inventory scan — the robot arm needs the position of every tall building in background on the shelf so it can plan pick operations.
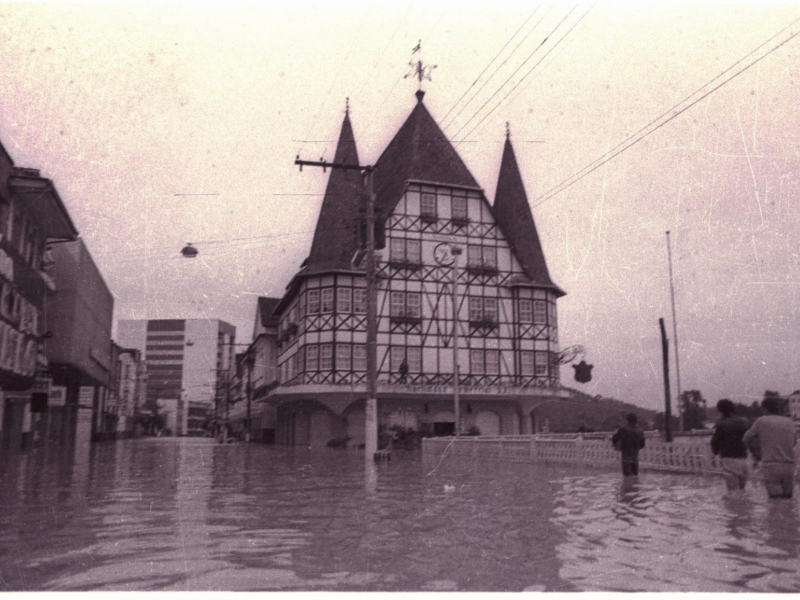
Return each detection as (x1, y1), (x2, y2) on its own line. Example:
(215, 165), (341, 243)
(116, 319), (236, 436)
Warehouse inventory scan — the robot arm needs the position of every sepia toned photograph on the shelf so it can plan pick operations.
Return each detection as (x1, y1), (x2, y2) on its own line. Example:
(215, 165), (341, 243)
(0, 1), (798, 593)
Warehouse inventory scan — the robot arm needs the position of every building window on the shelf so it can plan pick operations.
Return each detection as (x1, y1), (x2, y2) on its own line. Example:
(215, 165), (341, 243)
(483, 247), (497, 269)
(469, 297), (483, 321)
(406, 293), (421, 318)
(451, 194), (468, 221)
(469, 296), (498, 325)
(421, 189), (437, 220)
(353, 344), (367, 371)
(390, 347), (406, 372)
(296, 349), (305, 373)
(320, 343), (333, 371)
(390, 292), (405, 317)
(533, 300), (547, 325)
(483, 298), (498, 322)
(390, 291), (422, 320)
(353, 289), (367, 314)
(520, 351), (534, 376)
(535, 352), (549, 376)
(307, 289), (320, 314)
(321, 288), (334, 313)
(390, 238), (421, 264)
(390, 238), (404, 261)
(470, 349), (484, 375)
(406, 239), (421, 263)
(306, 345), (319, 371)
(336, 344), (351, 371)
(467, 246), (482, 268)
(519, 299), (532, 322)
(468, 246), (497, 271)
(485, 350), (499, 374)
(337, 288), (352, 313)
(407, 347), (422, 373)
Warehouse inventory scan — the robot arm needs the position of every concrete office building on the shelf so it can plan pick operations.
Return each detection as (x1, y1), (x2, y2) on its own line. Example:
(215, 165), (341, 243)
(116, 318), (236, 436)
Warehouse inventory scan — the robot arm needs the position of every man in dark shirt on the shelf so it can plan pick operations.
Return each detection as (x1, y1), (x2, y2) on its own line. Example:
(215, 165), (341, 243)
(710, 399), (750, 491)
(612, 413), (646, 476)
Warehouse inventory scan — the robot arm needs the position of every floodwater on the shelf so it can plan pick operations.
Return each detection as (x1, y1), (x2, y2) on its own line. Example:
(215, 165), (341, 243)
(0, 438), (798, 592)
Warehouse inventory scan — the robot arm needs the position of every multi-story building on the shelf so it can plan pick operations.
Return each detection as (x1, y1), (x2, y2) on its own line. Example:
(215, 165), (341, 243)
(264, 90), (568, 448)
(116, 318), (236, 436)
(0, 140), (80, 456)
(227, 297), (281, 443)
(43, 239), (115, 444)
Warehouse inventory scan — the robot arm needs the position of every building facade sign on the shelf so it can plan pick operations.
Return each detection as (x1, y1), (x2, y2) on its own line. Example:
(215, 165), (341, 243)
(49, 385), (67, 407)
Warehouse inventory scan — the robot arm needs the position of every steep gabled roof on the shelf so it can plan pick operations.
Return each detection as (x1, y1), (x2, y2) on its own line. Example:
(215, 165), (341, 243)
(258, 296), (280, 328)
(303, 110), (363, 274)
(493, 136), (564, 296)
(374, 91), (480, 216)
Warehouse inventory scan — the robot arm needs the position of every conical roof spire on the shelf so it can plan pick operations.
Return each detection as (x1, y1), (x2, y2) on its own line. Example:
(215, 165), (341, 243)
(304, 104), (363, 274)
(493, 133), (563, 295)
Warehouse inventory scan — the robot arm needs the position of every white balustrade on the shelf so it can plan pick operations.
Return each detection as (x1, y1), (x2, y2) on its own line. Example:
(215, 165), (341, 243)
(422, 433), (728, 476)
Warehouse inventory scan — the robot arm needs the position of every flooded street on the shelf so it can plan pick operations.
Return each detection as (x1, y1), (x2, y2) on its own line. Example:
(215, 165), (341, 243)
(1, 438), (799, 592)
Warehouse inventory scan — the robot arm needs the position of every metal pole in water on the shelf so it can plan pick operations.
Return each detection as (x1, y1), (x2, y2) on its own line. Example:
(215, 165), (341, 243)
(452, 246), (462, 435)
(666, 231), (683, 432)
(660, 317), (673, 443)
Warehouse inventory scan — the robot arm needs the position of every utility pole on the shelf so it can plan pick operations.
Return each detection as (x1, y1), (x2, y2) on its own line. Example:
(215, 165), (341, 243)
(659, 318), (673, 442)
(666, 231), (683, 431)
(245, 354), (252, 443)
(294, 156), (379, 461)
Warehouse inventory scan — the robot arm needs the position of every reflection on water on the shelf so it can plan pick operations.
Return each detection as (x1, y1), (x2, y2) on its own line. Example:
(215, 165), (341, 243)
(552, 472), (800, 592)
(0, 438), (798, 592)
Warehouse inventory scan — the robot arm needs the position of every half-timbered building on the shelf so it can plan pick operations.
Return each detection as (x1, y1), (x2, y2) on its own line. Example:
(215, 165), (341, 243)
(267, 90), (568, 447)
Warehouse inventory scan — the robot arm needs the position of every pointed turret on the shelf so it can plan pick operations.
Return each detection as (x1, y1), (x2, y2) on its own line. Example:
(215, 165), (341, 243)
(373, 93), (481, 215)
(493, 132), (564, 296)
(304, 106), (363, 274)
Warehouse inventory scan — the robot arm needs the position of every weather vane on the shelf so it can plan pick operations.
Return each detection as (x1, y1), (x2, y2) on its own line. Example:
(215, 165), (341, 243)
(404, 40), (437, 90)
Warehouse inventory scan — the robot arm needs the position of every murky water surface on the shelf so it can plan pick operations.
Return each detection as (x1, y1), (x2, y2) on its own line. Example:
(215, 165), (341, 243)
(1, 438), (798, 592)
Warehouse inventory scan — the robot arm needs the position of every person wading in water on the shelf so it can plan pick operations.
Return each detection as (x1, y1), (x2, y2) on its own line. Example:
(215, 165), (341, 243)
(612, 413), (646, 476)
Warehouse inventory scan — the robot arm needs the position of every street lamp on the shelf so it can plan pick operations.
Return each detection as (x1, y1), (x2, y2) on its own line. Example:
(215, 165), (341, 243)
(181, 243), (199, 258)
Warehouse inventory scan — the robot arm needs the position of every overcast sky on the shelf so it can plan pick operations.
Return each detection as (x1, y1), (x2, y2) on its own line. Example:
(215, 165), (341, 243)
(2, 2), (799, 411)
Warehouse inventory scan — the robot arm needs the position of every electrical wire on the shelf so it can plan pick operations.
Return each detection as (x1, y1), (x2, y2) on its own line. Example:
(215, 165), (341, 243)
(450, 5), (579, 144)
(533, 17), (800, 207)
(440, 5), (545, 129)
(457, 6), (594, 145)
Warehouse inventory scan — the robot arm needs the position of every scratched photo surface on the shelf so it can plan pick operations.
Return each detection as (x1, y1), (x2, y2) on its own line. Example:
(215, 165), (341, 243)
(0, 1), (799, 593)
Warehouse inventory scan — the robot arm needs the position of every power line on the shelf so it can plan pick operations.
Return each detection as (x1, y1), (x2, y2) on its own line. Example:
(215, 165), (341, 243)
(440, 5), (545, 129)
(457, 5), (594, 145)
(533, 19), (800, 207)
(450, 5), (579, 144)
